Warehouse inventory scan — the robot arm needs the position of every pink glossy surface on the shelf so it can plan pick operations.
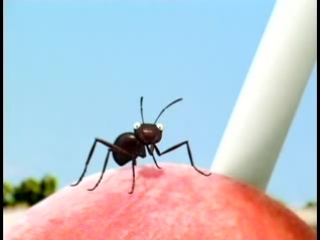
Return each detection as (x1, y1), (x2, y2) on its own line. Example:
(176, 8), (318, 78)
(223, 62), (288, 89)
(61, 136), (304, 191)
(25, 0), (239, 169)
(5, 163), (316, 240)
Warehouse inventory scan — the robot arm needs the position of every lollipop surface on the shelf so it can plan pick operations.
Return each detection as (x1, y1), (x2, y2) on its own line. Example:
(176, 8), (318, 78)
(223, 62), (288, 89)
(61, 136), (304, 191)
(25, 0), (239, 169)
(5, 163), (316, 240)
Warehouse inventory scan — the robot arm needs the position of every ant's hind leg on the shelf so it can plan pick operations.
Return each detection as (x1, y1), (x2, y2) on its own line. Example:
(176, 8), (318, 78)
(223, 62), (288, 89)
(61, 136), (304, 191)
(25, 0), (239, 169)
(87, 150), (111, 191)
(129, 158), (137, 194)
(72, 137), (135, 191)
(71, 138), (132, 188)
(70, 139), (99, 187)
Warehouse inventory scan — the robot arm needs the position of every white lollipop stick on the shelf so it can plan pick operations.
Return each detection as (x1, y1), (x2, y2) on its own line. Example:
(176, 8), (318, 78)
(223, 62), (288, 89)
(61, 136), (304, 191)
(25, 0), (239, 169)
(211, 0), (317, 191)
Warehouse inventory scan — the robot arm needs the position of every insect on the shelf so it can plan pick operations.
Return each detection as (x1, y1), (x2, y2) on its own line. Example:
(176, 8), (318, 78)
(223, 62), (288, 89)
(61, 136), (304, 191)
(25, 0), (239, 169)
(71, 97), (211, 194)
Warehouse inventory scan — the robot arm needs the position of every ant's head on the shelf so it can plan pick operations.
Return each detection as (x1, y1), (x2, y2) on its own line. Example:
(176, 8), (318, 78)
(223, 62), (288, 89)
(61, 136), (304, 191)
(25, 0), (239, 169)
(133, 97), (182, 145)
(133, 122), (163, 144)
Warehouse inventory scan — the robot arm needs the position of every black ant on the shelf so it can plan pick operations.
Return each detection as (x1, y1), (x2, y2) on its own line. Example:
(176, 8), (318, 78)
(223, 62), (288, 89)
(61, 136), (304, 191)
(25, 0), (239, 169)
(70, 97), (211, 194)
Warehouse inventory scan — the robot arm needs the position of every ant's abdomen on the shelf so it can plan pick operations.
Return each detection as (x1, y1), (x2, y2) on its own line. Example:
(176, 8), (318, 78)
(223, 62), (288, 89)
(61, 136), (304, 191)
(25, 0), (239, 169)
(112, 132), (146, 166)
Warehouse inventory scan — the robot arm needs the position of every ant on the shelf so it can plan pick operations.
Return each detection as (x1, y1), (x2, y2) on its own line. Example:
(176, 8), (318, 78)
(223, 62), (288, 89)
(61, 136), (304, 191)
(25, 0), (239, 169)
(70, 97), (211, 194)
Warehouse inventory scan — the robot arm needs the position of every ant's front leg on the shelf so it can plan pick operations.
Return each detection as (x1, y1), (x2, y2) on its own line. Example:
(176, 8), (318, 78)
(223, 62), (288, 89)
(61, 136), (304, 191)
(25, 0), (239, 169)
(146, 145), (161, 169)
(153, 141), (211, 176)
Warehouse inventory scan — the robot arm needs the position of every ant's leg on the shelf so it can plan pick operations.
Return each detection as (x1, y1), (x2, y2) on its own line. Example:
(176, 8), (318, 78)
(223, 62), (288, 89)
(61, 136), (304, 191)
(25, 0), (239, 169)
(154, 141), (211, 176)
(71, 138), (133, 187)
(90, 138), (135, 192)
(95, 138), (134, 156)
(129, 158), (137, 194)
(87, 150), (111, 191)
(70, 139), (100, 187)
(146, 145), (161, 169)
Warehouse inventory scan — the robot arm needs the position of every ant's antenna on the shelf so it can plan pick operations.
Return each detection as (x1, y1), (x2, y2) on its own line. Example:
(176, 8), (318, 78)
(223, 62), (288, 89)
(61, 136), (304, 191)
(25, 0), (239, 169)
(140, 97), (145, 123)
(154, 98), (183, 124)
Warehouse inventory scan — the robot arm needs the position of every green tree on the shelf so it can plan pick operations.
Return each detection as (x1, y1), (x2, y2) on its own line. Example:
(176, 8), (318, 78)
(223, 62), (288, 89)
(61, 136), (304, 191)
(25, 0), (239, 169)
(4, 174), (58, 208)
(305, 201), (317, 208)
(14, 178), (42, 206)
(39, 174), (58, 199)
(3, 182), (16, 207)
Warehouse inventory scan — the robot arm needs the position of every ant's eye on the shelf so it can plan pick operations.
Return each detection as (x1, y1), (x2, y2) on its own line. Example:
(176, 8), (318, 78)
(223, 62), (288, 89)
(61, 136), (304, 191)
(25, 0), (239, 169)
(156, 123), (164, 131)
(133, 122), (141, 129)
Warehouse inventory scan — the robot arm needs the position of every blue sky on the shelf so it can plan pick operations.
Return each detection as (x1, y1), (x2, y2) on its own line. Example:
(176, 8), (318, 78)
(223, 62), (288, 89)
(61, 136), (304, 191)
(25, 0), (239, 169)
(4, 1), (316, 206)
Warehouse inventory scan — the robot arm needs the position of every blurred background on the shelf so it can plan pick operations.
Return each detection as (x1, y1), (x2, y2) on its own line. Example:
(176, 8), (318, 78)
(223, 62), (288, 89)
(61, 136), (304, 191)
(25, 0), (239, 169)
(4, 0), (316, 232)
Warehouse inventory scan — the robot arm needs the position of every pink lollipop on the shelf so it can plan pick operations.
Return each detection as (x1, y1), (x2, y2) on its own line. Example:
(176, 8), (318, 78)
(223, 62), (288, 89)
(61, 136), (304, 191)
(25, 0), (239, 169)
(5, 163), (316, 240)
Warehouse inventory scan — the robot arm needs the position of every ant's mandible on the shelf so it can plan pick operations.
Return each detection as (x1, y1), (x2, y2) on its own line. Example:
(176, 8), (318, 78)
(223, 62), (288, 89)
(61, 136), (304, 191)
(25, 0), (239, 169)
(70, 97), (211, 194)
